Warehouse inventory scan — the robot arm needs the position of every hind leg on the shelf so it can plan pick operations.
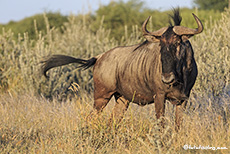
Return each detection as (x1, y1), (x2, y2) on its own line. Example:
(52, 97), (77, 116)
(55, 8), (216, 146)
(87, 92), (114, 121)
(109, 93), (130, 126)
(87, 79), (115, 121)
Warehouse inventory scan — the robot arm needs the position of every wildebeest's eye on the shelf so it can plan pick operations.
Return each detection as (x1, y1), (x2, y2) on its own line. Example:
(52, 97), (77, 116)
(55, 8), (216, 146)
(176, 40), (181, 46)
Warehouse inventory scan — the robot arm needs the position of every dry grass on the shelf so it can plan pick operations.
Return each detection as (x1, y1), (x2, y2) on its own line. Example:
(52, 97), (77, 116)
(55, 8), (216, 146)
(0, 92), (229, 153)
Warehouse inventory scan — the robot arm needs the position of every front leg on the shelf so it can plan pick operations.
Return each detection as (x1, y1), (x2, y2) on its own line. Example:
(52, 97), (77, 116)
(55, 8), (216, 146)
(175, 101), (187, 131)
(155, 93), (166, 127)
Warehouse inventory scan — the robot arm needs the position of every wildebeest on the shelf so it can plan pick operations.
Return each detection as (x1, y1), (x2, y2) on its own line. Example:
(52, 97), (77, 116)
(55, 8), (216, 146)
(41, 9), (203, 130)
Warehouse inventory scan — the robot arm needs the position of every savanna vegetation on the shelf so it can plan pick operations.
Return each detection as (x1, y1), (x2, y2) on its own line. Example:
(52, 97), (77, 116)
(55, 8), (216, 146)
(0, 0), (229, 153)
(0, 0), (223, 41)
(194, 0), (229, 11)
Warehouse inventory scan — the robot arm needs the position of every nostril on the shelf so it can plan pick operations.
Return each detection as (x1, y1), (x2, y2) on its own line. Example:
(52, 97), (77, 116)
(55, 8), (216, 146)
(161, 72), (175, 84)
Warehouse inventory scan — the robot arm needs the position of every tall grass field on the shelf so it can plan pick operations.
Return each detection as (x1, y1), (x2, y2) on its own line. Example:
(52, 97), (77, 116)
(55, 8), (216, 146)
(0, 9), (229, 153)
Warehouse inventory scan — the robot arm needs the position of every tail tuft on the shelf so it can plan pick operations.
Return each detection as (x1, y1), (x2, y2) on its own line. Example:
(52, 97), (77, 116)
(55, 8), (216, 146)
(41, 55), (97, 78)
(79, 57), (97, 70)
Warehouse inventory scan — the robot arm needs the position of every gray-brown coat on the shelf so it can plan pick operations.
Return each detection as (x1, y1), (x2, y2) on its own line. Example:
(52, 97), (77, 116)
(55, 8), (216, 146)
(41, 9), (203, 130)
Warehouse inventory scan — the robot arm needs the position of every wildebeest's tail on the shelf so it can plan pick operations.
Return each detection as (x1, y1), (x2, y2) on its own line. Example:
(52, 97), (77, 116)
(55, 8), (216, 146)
(41, 55), (97, 78)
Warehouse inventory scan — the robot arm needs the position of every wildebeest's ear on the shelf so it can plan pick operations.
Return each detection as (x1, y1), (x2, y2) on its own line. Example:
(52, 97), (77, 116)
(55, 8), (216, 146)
(144, 35), (160, 42)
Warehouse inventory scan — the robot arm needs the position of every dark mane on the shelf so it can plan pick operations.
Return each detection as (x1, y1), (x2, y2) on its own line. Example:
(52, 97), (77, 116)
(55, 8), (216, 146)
(133, 40), (149, 52)
(169, 8), (182, 26)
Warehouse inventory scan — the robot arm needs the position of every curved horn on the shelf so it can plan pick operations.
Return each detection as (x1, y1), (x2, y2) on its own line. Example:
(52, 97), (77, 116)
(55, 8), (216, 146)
(142, 16), (168, 36)
(142, 16), (151, 35)
(173, 13), (203, 35)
